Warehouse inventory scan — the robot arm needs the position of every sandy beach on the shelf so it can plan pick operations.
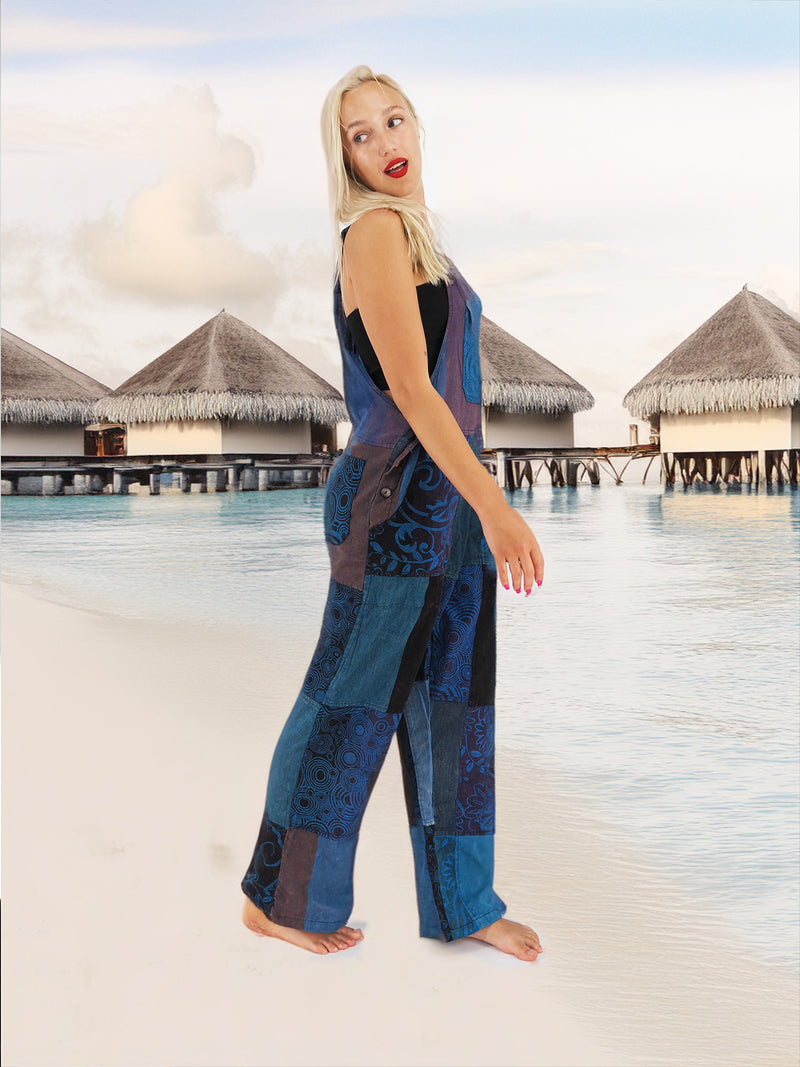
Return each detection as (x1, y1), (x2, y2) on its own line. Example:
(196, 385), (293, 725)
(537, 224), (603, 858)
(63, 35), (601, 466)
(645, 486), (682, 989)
(2, 580), (798, 1067)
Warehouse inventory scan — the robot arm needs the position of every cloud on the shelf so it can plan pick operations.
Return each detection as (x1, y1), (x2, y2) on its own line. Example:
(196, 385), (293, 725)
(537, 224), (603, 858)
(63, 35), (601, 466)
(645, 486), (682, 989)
(73, 85), (284, 308)
(1, 15), (216, 54)
(1, 1), (529, 55)
(471, 242), (611, 288)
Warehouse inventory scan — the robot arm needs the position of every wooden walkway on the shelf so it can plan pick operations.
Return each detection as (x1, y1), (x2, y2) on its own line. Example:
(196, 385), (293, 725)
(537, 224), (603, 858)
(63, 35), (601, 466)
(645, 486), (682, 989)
(485, 445), (661, 488)
(4, 445), (797, 496)
(0, 456), (334, 496)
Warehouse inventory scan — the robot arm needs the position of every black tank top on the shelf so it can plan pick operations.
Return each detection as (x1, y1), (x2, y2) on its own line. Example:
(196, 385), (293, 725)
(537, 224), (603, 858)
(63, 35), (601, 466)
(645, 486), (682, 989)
(346, 282), (449, 392)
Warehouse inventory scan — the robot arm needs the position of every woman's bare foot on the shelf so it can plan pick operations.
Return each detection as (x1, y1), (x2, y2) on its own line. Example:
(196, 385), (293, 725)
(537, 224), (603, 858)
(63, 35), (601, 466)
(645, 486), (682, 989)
(469, 918), (542, 961)
(242, 896), (363, 955)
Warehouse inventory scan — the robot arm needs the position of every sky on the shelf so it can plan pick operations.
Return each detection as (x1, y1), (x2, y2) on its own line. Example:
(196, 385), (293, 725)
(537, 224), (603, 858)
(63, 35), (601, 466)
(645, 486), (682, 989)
(2, 0), (798, 444)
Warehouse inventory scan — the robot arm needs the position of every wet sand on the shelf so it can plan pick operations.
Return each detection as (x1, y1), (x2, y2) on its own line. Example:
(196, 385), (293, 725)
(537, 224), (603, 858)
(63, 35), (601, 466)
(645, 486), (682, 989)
(2, 581), (797, 1067)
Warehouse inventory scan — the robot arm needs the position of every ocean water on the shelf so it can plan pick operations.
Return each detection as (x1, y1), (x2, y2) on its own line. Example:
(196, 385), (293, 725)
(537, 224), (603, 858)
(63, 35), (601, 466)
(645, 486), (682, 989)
(2, 481), (798, 972)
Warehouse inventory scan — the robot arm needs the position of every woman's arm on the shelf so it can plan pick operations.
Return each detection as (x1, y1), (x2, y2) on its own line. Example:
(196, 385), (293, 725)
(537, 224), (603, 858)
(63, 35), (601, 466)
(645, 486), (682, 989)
(342, 209), (544, 594)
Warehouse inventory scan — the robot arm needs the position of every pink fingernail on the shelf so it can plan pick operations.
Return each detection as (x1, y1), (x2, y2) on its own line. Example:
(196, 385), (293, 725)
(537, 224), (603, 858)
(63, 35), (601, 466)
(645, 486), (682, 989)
(525, 589), (531, 596)
(536, 579), (543, 587)
(515, 587), (521, 594)
(502, 583), (509, 591)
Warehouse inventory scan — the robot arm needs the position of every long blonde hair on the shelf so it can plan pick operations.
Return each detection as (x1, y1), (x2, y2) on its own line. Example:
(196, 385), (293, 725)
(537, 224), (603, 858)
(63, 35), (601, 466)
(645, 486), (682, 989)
(320, 65), (449, 284)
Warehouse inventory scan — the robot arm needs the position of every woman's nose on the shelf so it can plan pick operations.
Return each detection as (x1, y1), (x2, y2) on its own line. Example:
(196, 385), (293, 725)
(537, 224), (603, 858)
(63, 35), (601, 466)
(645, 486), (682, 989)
(375, 130), (394, 155)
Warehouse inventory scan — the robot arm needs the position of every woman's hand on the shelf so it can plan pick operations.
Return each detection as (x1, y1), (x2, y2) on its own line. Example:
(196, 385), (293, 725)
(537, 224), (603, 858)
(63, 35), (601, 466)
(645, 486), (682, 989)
(479, 500), (545, 595)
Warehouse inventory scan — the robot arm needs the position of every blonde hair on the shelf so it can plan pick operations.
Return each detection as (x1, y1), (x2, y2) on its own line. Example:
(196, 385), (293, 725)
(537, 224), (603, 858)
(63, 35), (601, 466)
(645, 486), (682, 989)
(320, 65), (449, 284)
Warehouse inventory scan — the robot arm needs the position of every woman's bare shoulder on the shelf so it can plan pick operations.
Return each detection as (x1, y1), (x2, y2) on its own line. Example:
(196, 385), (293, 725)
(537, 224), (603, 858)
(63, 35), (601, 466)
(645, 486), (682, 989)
(347, 208), (405, 253)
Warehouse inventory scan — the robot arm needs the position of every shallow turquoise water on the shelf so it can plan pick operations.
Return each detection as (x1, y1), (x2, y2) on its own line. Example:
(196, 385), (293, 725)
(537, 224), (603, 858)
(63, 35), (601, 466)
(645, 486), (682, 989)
(3, 482), (798, 970)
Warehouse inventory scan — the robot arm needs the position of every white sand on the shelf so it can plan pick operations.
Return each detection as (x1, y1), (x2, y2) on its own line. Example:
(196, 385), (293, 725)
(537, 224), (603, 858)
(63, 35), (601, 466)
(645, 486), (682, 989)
(2, 581), (798, 1067)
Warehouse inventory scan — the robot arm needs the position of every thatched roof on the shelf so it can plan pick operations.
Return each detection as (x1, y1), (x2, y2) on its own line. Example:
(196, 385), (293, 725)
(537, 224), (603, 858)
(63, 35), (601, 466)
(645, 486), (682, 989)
(624, 288), (800, 418)
(96, 311), (347, 426)
(480, 317), (594, 415)
(1, 329), (111, 424)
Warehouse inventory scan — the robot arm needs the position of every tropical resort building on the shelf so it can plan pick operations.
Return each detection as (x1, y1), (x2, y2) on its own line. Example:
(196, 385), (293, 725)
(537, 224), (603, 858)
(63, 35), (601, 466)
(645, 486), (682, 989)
(1, 329), (111, 458)
(479, 317), (593, 448)
(95, 311), (347, 460)
(623, 287), (800, 486)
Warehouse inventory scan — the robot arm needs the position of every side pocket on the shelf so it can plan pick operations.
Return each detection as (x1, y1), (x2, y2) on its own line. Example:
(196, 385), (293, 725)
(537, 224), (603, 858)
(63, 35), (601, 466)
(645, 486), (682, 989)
(324, 454), (366, 546)
(368, 442), (421, 531)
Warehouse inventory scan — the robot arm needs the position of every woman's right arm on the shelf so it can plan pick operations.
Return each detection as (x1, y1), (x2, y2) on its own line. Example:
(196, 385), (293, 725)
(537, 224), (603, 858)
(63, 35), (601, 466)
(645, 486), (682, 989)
(343, 209), (544, 594)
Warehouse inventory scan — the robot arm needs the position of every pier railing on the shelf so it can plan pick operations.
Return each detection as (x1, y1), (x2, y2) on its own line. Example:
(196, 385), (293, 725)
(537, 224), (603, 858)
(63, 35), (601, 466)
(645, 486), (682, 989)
(484, 445), (660, 488)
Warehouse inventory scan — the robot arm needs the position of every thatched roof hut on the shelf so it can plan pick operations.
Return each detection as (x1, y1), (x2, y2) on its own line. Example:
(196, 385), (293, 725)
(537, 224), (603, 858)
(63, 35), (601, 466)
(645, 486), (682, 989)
(1, 329), (110, 424)
(480, 317), (594, 415)
(96, 311), (347, 426)
(623, 288), (800, 419)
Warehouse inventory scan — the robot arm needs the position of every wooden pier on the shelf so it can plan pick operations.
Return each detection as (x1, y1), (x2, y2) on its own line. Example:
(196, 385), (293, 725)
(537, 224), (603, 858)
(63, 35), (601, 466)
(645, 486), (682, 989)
(0, 455), (334, 496)
(485, 444), (661, 489)
(4, 445), (797, 497)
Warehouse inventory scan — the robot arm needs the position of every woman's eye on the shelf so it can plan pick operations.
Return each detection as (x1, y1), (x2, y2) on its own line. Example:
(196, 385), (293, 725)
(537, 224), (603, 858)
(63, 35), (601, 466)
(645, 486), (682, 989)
(387, 116), (403, 129)
(353, 132), (368, 144)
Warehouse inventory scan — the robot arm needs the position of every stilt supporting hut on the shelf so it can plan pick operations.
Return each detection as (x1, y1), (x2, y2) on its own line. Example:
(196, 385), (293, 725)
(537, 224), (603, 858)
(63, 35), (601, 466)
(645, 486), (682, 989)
(623, 287), (800, 487)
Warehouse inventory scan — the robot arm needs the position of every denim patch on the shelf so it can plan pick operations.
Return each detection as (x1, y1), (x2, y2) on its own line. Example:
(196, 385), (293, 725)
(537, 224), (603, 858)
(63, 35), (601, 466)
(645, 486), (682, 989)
(401, 681), (435, 825)
(429, 832), (506, 940)
(431, 700), (468, 833)
(304, 834), (359, 929)
(266, 693), (322, 828)
(324, 573), (430, 710)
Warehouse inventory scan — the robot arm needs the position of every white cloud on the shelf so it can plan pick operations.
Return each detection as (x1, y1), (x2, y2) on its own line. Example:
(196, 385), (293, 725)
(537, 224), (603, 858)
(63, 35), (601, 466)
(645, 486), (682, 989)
(1, 15), (216, 54)
(72, 85), (284, 307)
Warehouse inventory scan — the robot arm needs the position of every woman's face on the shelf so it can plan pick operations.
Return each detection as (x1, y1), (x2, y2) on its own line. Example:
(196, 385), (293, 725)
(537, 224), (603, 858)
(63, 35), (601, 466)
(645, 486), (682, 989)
(340, 81), (424, 203)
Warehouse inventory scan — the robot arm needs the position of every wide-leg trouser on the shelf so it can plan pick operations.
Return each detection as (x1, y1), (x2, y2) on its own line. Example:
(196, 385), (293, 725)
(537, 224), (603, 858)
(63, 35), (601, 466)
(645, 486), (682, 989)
(242, 457), (505, 940)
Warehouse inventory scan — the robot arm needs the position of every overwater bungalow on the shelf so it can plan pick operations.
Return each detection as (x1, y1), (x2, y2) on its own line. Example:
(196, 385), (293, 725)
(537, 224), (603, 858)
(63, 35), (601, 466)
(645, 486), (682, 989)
(1, 329), (111, 458)
(95, 311), (347, 458)
(479, 317), (594, 448)
(623, 287), (800, 485)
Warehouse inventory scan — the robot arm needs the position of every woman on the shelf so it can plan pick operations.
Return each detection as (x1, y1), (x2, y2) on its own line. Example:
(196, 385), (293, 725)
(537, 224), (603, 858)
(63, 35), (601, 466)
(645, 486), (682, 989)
(242, 66), (544, 960)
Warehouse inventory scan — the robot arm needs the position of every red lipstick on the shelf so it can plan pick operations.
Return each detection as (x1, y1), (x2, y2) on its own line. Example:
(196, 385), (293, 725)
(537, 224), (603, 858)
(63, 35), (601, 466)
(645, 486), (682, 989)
(384, 157), (409, 178)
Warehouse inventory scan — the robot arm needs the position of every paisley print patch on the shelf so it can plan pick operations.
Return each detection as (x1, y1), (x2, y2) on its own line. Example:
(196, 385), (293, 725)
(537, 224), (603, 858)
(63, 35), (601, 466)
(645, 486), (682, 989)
(302, 580), (362, 702)
(324, 455), (365, 546)
(367, 454), (459, 577)
(290, 705), (401, 839)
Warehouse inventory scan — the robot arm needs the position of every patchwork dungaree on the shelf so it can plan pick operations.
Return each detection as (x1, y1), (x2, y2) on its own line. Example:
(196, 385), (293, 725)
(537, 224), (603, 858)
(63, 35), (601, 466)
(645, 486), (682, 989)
(242, 263), (506, 940)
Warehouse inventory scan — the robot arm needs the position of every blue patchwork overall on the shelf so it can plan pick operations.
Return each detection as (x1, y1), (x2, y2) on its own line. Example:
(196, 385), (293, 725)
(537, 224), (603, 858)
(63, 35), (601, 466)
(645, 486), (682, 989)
(242, 264), (506, 940)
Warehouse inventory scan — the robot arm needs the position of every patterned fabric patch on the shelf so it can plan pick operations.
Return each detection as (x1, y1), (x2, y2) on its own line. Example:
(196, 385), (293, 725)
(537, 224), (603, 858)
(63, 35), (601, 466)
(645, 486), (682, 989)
(302, 580), (363, 702)
(368, 454), (459, 577)
(290, 705), (401, 839)
(324, 454), (365, 546)
(461, 300), (482, 405)
(241, 814), (285, 914)
(429, 566), (482, 703)
(456, 704), (495, 835)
